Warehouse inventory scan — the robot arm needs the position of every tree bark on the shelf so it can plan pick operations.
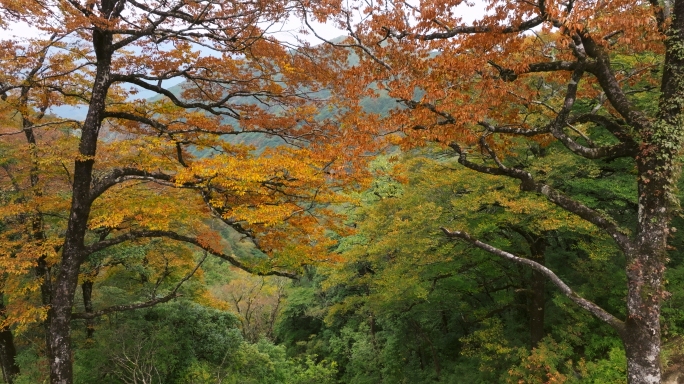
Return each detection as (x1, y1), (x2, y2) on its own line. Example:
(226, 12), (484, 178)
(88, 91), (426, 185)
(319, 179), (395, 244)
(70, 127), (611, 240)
(81, 281), (94, 339)
(510, 228), (547, 348)
(528, 253), (546, 349)
(0, 295), (19, 384)
(48, 24), (112, 384)
(0, 327), (19, 384)
(619, 1), (684, 383)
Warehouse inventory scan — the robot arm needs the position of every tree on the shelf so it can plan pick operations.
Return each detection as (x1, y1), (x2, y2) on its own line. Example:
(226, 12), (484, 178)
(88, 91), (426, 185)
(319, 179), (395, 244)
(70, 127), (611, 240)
(212, 272), (288, 343)
(0, 1), (350, 383)
(304, 0), (684, 383)
(284, 152), (630, 382)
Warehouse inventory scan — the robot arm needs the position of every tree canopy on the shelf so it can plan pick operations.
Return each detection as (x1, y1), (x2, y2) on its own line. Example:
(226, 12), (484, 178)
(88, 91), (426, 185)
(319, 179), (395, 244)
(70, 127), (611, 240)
(0, 0), (357, 382)
(3, 0), (684, 383)
(298, 0), (684, 383)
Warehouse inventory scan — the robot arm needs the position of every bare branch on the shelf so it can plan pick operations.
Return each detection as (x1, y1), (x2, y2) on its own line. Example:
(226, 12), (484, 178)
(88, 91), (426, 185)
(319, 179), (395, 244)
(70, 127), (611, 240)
(102, 111), (304, 143)
(484, 113), (633, 144)
(83, 230), (298, 279)
(406, 95), (634, 159)
(299, 5), (392, 71)
(90, 168), (180, 202)
(441, 227), (626, 334)
(0, 119), (82, 137)
(577, 33), (649, 131)
(534, 65), (638, 159)
(108, 75), (243, 118)
(71, 252), (208, 320)
(386, 16), (545, 41)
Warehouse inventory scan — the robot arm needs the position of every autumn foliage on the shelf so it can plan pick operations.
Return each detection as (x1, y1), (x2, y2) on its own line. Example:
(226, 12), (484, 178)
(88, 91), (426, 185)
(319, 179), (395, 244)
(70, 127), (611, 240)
(0, 0), (366, 382)
(2, 0), (684, 383)
(299, 1), (684, 384)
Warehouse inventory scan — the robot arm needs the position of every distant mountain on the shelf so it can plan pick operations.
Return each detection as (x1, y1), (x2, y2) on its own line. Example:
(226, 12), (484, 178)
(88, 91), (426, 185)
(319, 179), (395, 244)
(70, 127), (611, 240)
(50, 40), (402, 153)
(50, 104), (88, 121)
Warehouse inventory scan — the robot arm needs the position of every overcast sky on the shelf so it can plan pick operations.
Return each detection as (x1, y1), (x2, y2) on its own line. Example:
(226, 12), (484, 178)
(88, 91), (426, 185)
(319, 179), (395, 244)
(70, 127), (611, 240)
(5, 16), (344, 44)
(5, 1), (487, 43)
(4, 2), (486, 120)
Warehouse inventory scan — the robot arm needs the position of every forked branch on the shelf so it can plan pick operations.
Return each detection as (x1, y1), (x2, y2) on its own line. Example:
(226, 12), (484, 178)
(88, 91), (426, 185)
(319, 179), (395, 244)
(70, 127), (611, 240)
(299, 4), (392, 71)
(71, 252), (208, 320)
(404, 97), (636, 159)
(450, 143), (633, 253)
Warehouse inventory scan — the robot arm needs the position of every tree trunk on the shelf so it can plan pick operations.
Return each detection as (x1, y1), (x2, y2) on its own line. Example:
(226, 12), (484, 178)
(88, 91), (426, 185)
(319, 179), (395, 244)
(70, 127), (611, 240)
(623, 313), (661, 384)
(0, 295), (19, 384)
(81, 281), (94, 339)
(529, 267), (545, 349)
(48, 24), (112, 384)
(528, 236), (547, 348)
(620, 1), (684, 383)
(0, 328), (19, 384)
(621, 157), (669, 384)
(48, 255), (84, 384)
(511, 228), (546, 348)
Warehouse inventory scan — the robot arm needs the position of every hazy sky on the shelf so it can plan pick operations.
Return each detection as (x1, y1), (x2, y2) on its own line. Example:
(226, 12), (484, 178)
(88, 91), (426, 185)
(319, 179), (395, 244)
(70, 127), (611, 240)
(4, 1), (486, 120)
(5, 1), (487, 43)
(5, 15), (344, 44)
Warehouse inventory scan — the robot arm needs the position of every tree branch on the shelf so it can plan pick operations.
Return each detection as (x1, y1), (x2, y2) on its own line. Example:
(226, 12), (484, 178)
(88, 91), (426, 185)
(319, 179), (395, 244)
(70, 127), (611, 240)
(0, 120), (82, 137)
(449, 143), (633, 253)
(386, 16), (545, 41)
(482, 64), (637, 159)
(102, 111), (302, 142)
(300, 6), (392, 71)
(90, 168), (186, 203)
(108, 75), (243, 118)
(576, 33), (649, 131)
(405, 95), (635, 159)
(491, 60), (597, 80)
(71, 252), (208, 320)
(441, 227), (626, 334)
(199, 190), (260, 247)
(83, 230), (298, 279)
